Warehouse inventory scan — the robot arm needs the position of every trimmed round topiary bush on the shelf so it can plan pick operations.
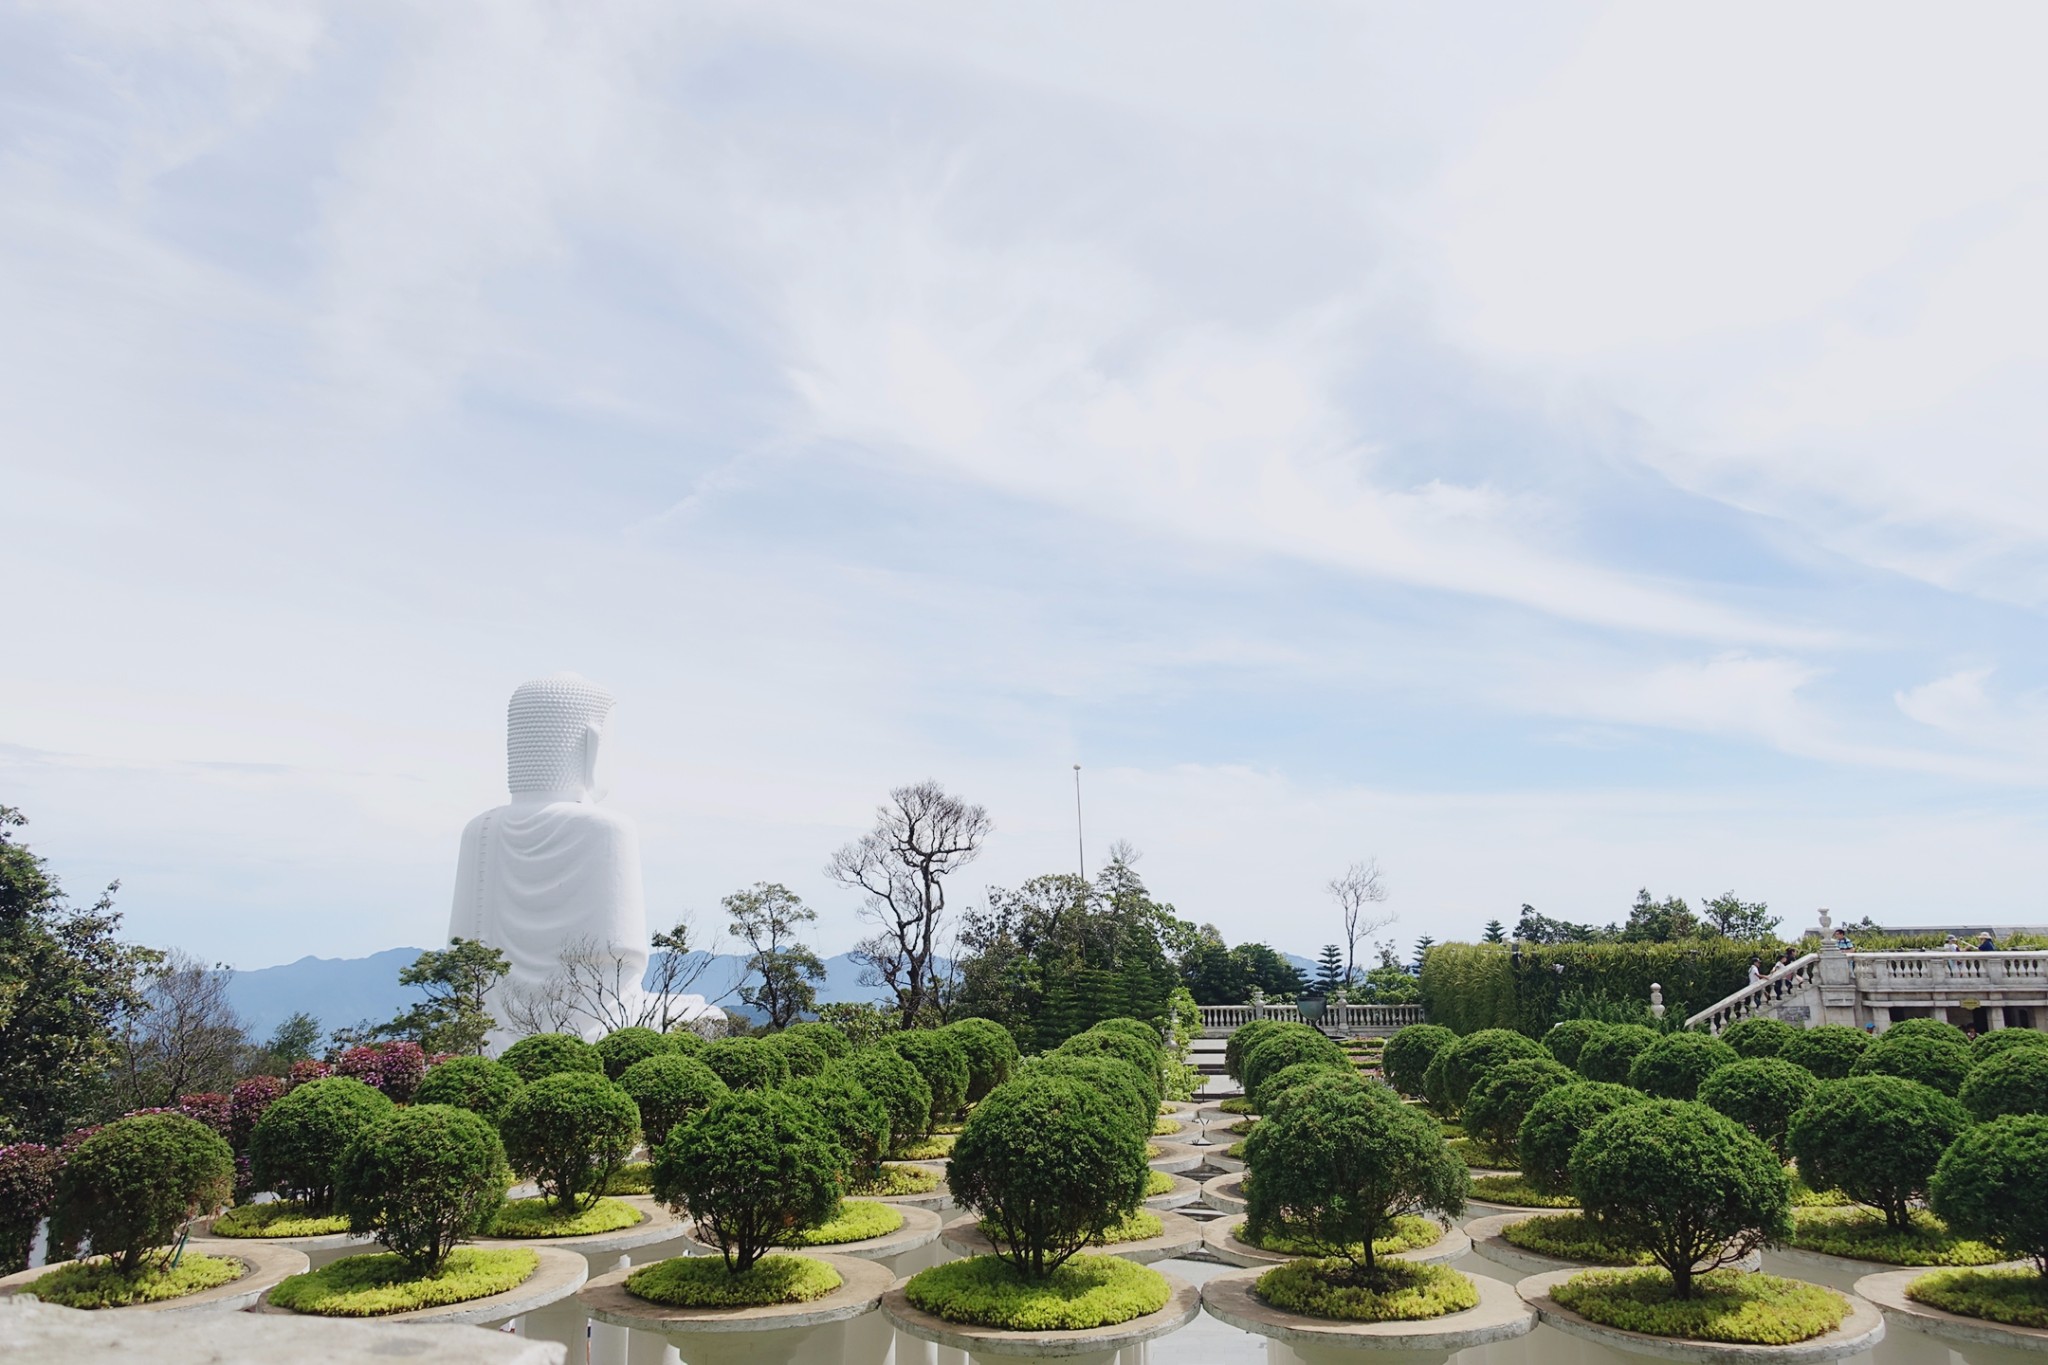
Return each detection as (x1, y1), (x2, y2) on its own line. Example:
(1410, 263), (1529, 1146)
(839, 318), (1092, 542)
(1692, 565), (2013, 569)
(1025, 1053), (1157, 1126)
(1383, 1023), (1457, 1100)
(1576, 1024), (1659, 1085)
(1462, 1056), (1576, 1161)
(1779, 1023), (1869, 1079)
(782, 1019), (852, 1060)
(498, 1071), (640, 1214)
(498, 1032), (604, 1083)
(1698, 1057), (1816, 1156)
(1435, 1028), (1548, 1110)
(832, 1049), (931, 1151)
(763, 1030), (831, 1080)
(949, 1073), (1151, 1279)
(885, 1028), (972, 1121)
(1719, 1016), (1797, 1060)
(664, 1028), (707, 1057)
(617, 1052), (727, 1149)
(1541, 1019), (1610, 1071)
(1087, 1016), (1166, 1059)
(1240, 1028), (1351, 1107)
(1852, 1030), (1974, 1096)
(415, 1056), (525, 1126)
(1570, 1099), (1791, 1297)
(248, 1076), (395, 1212)
(1627, 1032), (1739, 1101)
(1226, 1018), (1291, 1084)
(1251, 1058), (1353, 1116)
(1421, 1050), (1457, 1116)
(1972, 1028), (2048, 1067)
(1959, 1045), (2048, 1122)
(334, 1104), (509, 1272)
(700, 1036), (788, 1091)
(50, 1114), (234, 1272)
(1930, 1113), (2048, 1277)
(1518, 1081), (1646, 1196)
(944, 1017), (1021, 1102)
(785, 1071), (891, 1185)
(1883, 1017), (1971, 1049)
(1788, 1074), (1971, 1231)
(653, 1088), (846, 1272)
(1057, 1025), (1165, 1098)
(594, 1027), (673, 1080)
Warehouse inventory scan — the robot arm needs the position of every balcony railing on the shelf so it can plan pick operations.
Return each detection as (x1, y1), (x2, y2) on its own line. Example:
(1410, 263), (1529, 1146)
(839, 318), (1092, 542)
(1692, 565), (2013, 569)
(1197, 1002), (1424, 1035)
(1686, 953), (1819, 1032)
(1851, 950), (2048, 992)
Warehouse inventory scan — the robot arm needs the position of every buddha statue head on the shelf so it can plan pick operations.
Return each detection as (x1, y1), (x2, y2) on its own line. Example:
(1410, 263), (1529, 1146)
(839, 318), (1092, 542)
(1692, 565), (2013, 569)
(506, 673), (615, 801)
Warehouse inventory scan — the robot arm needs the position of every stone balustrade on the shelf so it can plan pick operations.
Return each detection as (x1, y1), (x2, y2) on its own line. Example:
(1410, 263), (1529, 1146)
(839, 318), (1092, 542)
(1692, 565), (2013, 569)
(1196, 1002), (1423, 1036)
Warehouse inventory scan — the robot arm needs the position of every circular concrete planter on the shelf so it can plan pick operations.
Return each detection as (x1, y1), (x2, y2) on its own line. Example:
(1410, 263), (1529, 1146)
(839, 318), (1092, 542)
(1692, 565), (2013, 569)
(685, 1203), (942, 1265)
(0, 1239), (308, 1313)
(940, 1210), (1201, 1265)
(1470, 1213), (1761, 1279)
(191, 1213), (382, 1269)
(1515, 1267), (1884, 1363)
(1202, 1214), (1467, 1269)
(1145, 1173), (1202, 1211)
(259, 1244), (589, 1327)
(475, 1195), (681, 1258)
(1201, 1262), (1535, 1354)
(1462, 1192), (1576, 1223)
(1761, 1241), (2003, 1297)
(883, 1261), (1199, 1364)
(1203, 1147), (1247, 1174)
(1146, 1141), (1203, 1174)
(1202, 1172), (1249, 1215)
(860, 1164), (953, 1212)
(580, 1252), (889, 1365)
(1854, 1267), (2048, 1355)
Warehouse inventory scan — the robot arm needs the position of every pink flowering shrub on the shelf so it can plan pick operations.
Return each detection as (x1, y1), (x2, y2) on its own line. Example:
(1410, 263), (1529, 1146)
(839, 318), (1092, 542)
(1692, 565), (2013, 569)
(0, 1143), (60, 1274)
(336, 1042), (426, 1102)
(231, 1076), (286, 1150)
(288, 1059), (333, 1089)
(178, 1092), (234, 1141)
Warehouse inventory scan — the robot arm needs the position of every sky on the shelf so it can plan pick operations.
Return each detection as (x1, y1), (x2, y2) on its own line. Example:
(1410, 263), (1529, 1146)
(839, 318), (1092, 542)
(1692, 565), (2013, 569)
(6, 1), (2048, 971)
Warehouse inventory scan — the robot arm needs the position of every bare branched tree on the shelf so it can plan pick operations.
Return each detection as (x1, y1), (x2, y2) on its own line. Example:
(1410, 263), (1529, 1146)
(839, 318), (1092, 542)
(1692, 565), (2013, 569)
(827, 780), (991, 1028)
(1328, 859), (1396, 987)
(499, 970), (580, 1037)
(115, 950), (247, 1109)
(645, 914), (730, 1031)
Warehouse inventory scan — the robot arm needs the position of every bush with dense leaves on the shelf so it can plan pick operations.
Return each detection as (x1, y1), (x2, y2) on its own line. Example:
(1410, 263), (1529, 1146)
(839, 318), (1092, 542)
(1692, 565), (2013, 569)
(782, 1020), (851, 1060)
(1883, 1018), (1971, 1049)
(0, 1143), (60, 1274)
(1972, 1029), (2048, 1067)
(1088, 1016), (1166, 1059)
(498, 1032), (605, 1083)
(617, 1053), (727, 1149)
(1057, 1026), (1164, 1101)
(1929, 1114), (2048, 1277)
(1462, 1056), (1576, 1159)
(334, 1104), (509, 1272)
(175, 1092), (233, 1142)
(761, 1030), (829, 1079)
(415, 1056), (526, 1126)
(594, 1027), (673, 1080)
(248, 1077), (395, 1211)
(943, 1018), (1020, 1102)
(1959, 1046), (2048, 1122)
(499, 1072), (640, 1214)
(832, 1050), (931, 1149)
(1779, 1024), (1869, 1079)
(1518, 1082), (1646, 1195)
(1852, 1031), (1973, 1096)
(1024, 1054), (1156, 1129)
(50, 1114), (234, 1271)
(286, 1058), (333, 1088)
(1697, 1058), (1816, 1156)
(665, 1028), (708, 1057)
(1383, 1024), (1457, 1099)
(1421, 1049), (1457, 1115)
(1243, 1069), (1467, 1271)
(1251, 1058), (1354, 1115)
(1627, 1032), (1739, 1100)
(885, 1029), (972, 1121)
(1787, 1075), (1971, 1231)
(653, 1088), (845, 1272)
(1240, 1028), (1351, 1107)
(1226, 1018), (1291, 1083)
(1719, 1017), (1797, 1060)
(229, 1076), (285, 1150)
(1577, 1024), (1659, 1085)
(1570, 1099), (1791, 1297)
(785, 1072), (891, 1184)
(335, 1041), (426, 1102)
(1541, 1019), (1609, 1070)
(1435, 1028), (1549, 1110)
(700, 1036), (788, 1091)
(948, 1073), (1150, 1279)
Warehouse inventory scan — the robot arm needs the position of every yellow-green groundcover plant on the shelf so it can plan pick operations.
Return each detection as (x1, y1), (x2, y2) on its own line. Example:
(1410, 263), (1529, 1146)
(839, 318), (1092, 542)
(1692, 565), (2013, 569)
(488, 1196), (641, 1238)
(1785, 1208), (2000, 1267)
(30, 1254), (242, 1309)
(1242, 1213), (1442, 1260)
(906, 1254), (1168, 1331)
(211, 1203), (351, 1238)
(627, 1254), (841, 1309)
(1256, 1259), (1475, 1322)
(1498, 1214), (1654, 1267)
(787, 1200), (904, 1246)
(1552, 1269), (1849, 1346)
(269, 1248), (538, 1317)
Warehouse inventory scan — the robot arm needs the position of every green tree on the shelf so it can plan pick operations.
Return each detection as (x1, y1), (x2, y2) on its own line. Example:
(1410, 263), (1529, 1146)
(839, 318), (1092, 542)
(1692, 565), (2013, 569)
(1412, 935), (1436, 968)
(1788, 1075), (1971, 1231)
(335, 1105), (509, 1272)
(1514, 905), (1612, 944)
(1929, 1115), (2048, 1276)
(1482, 920), (1507, 944)
(1313, 944), (1346, 994)
(265, 1012), (324, 1065)
(1619, 889), (1697, 943)
(723, 883), (826, 1029)
(49, 1113), (234, 1272)
(1699, 892), (1778, 940)
(653, 1089), (845, 1272)
(387, 939), (510, 1056)
(1382, 1024), (1457, 1100)
(499, 1072), (640, 1214)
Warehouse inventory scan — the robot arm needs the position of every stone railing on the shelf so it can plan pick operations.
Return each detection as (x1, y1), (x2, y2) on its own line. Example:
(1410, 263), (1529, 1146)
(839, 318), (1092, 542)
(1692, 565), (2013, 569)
(1197, 1003), (1424, 1036)
(1686, 953), (1820, 1033)
(1851, 950), (2048, 991)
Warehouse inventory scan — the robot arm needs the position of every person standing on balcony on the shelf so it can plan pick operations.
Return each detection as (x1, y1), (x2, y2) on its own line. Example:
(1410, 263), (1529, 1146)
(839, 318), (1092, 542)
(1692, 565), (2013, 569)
(1977, 930), (1997, 951)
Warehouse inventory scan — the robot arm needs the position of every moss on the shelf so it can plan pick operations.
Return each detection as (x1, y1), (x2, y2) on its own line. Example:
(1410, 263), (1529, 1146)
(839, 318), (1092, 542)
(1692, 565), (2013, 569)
(1254, 1257), (1478, 1322)
(1907, 1268), (2048, 1328)
(488, 1196), (641, 1238)
(1152, 1118), (1182, 1137)
(905, 1253), (1169, 1329)
(978, 1209), (1162, 1246)
(847, 1163), (942, 1197)
(1218, 1097), (1256, 1114)
(28, 1252), (242, 1308)
(626, 1253), (841, 1307)
(892, 1133), (956, 1160)
(211, 1202), (351, 1238)
(787, 1199), (905, 1246)
(1551, 1268), (1850, 1345)
(1786, 1208), (2002, 1266)
(1144, 1170), (1174, 1197)
(1243, 1213), (1442, 1258)
(1498, 1214), (1655, 1266)
(268, 1247), (538, 1317)
(603, 1163), (652, 1195)
(1470, 1174), (1578, 1208)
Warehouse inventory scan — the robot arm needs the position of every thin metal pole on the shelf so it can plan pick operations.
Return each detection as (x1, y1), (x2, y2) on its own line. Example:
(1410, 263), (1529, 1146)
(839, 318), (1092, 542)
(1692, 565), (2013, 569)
(1073, 763), (1085, 880)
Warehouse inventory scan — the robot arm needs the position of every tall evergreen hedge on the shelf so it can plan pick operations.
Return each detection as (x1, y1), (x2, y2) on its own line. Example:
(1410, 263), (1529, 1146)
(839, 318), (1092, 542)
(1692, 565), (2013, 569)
(1419, 941), (1758, 1035)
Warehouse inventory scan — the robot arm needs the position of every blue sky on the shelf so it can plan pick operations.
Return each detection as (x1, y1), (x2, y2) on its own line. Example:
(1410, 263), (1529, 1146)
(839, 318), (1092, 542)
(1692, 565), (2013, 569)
(6, 2), (2048, 969)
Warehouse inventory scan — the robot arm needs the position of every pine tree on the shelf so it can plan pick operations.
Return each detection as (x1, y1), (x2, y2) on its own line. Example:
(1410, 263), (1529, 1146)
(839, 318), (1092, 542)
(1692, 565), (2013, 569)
(1314, 944), (1346, 994)
(1412, 935), (1436, 970)
(1482, 920), (1507, 944)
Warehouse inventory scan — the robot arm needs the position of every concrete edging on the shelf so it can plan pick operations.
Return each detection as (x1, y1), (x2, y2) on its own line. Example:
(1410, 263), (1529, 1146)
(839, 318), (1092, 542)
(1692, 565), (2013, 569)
(940, 1211), (1201, 1266)
(1202, 1172), (1248, 1215)
(579, 1252), (890, 1336)
(883, 1262), (1200, 1357)
(1854, 1266), (2048, 1354)
(1200, 1262), (1535, 1351)
(191, 1212), (382, 1259)
(0, 1239), (309, 1313)
(1146, 1142), (1203, 1174)
(1515, 1267), (1885, 1364)
(260, 1244), (589, 1326)
(1469, 1213), (1760, 1278)
(1144, 1174), (1202, 1212)
(1201, 1214), (1466, 1269)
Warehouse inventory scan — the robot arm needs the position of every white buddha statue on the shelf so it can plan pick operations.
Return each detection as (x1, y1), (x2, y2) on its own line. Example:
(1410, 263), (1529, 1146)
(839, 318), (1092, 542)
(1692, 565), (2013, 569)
(449, 673), (649, 1041)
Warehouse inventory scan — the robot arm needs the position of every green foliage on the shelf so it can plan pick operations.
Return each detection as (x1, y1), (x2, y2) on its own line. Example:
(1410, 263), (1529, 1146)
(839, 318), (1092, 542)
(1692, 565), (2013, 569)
(1929, 1113), (2048, 1274)
(488, 1195), (641, 1238)
(1239, 1213), (1442, 1258)
(1550, 1268), (1849, 1344)
(335, 1104), (509, 1270)
(892, 1132), (956, 1160)
(267, 1247), (538, 1316)
(1382, 1024), (1457, 1099)
(1421, 939), (1760, 1037)
(27, 1252), (241, 1308)
(1518, 1082), (1646, 1195)
(1470, 1174), (1579, 1208)
(497, 1033), (604, 1083)
(1787, 1075), (1971, 1231)
(617, 1053), (727, 1150)
(1252, 1258), (1478, 1322)
(1780, 1024), (1869, 1080)
(1698, 1058), (1816, 1155)
(627, 1252), (842, 1307)
(943, 1018), (1020, 1102)
(1026, 1053), (1158, 1127)
(1787, 1208), (2001, 1266)
(1959, 1047), (2048, 1122)
(1852, 1031), (1973, 1096)
(785, 1071), (891, 1184)
(1881, 1017), (1971, 1049)
(848, 1162), (941, 1197)
(1577, 1025), (1658, 1084)
(1437, 1028), (1548, 1110)
(1057, 1026), (1165, 1110)
(782, 1020), (852, 1059)
(948, 1073), (1150, 1278)
(603, 1163), (651, 1195)
(653, 1088), (846, 1272)
(699, 1036), (788, 1091)
(49, 1115), (234, 1272)
(832, 1049), (931, 1152)
(1907, 1269), (2048, 1328)
(386, 939), (508, 1056)
(905, 1253), (1171, 1330)
(763, 1030), (830, 1079)
(498, 1072), (639, 1215)
(1463, 1057), (1576, 1159)
(1225, 1018), (1290, 1082)
(211, 1202), (350, 1236)
(1500, 1213), (1654, 1266)
(1719, 1017), (1797, 1060)
(787, 1198), (903, 1245)
(1973, 1028), (2048, 1066)
(247, 1077), (394, 1212)
(1240, 1027), (1350, 1105)
(1252, 1059), (1353, 1115)
(885, 1028), (972, 1121)
(1541, 1019), (1609, 1070)
(726, 882), (827, 1029)
(1627, 1032), (1738, 1100)
(1421, 1050), (1456, 1115)
(594, 1027), (673, 1080)
(1569, 1100), (1791, 1297)
(414, 1056), (524, 1125)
